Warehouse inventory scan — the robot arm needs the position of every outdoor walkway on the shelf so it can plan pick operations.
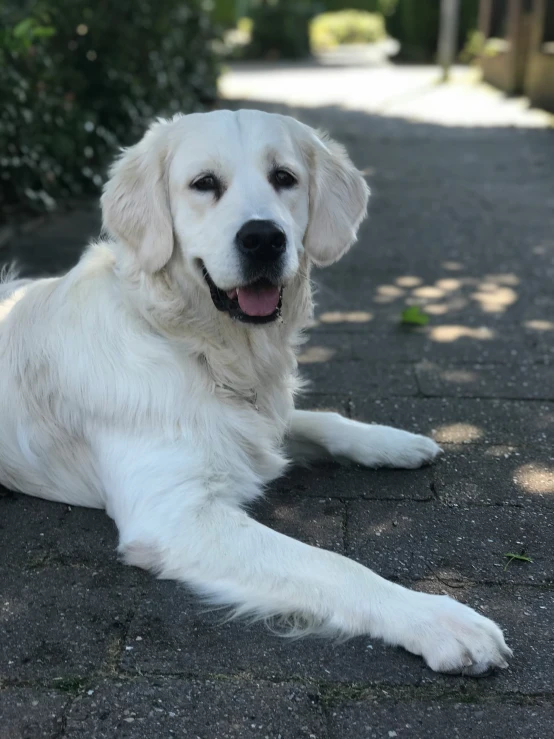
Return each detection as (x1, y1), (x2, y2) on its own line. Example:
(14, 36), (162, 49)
(1, 64), (554, 737)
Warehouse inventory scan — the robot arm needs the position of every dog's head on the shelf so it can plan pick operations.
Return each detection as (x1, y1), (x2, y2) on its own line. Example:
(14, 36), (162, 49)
(102, 110), (369, 325)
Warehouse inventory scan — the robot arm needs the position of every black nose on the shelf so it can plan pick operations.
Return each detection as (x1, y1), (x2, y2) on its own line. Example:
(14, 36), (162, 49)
(236, 220), (286, 262)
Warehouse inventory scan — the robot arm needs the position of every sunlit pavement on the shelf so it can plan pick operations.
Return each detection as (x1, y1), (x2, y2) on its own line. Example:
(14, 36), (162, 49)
(1, 63), (554, 738)
(220, 62), (553, 127)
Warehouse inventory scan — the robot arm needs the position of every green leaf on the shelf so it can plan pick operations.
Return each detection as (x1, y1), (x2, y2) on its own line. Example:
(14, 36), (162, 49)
(504, 552), (533, 563)
(504, 552), (533, 570)
(401, 306), (430, 326)
(31, 26), (56, 39)
(13, 18), (35, 40)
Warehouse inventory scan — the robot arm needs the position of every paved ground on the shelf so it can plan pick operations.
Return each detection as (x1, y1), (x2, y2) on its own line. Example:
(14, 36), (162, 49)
(1, 64), (554, 737)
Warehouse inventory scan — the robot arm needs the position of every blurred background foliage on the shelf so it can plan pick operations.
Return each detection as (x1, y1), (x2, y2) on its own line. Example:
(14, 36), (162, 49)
(310, 10), (386, 52)
(215, 0), (479, 62)
(1, 0), (219, 214)
(2, 0), (480, 215)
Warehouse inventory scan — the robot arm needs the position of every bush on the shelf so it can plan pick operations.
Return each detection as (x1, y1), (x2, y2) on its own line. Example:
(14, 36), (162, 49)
(221, 16), (253, 57)
(245, 3), (313, 60)
(0, 1), (220, 214)
(310, 10), (386, 52)
(210, 0), (238, 29)
(459, 29), (484, 64)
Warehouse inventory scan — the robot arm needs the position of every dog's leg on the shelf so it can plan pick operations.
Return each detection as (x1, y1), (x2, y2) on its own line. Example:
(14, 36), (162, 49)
(287, 409), (441, 468)
(99, 434), (510, 676)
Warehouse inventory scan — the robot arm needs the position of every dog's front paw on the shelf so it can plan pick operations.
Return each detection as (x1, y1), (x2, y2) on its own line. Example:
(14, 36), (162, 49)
(403, 593), (512, 676)
(344, 426), (442, 469)
(381, 430), (442, 469)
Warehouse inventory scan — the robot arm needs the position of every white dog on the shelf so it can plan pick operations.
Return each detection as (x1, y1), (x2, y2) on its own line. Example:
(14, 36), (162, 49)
(0, 109), (511, 675)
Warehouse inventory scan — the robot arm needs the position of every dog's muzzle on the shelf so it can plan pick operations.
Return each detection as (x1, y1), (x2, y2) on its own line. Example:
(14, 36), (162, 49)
(200, 219), (287, 324)
(202, 267), (283, 325)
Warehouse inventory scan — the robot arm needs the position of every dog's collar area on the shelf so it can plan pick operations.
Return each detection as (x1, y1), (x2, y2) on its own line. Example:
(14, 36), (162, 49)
(202, 266), (283, 324)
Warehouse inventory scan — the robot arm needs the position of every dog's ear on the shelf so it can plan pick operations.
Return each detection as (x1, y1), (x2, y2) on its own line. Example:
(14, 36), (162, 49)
(302, 128), (369, 267)
(101, 120), (173, 273)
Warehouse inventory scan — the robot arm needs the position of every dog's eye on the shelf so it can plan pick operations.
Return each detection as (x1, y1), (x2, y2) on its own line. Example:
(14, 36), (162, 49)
(191, 174), (220, 193)
(271, 169), (297, 190)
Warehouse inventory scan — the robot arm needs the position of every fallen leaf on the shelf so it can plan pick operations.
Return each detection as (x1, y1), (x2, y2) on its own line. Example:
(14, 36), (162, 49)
(401, 306), (430, 326)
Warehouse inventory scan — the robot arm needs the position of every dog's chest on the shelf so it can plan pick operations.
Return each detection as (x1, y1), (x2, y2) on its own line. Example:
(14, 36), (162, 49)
(200, 328), (296, 407)
(195, 339), (297, 486)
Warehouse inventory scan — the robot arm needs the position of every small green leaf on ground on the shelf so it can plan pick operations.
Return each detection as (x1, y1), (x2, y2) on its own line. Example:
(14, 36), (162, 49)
(504, 552), (533, 570)
(401, 306), (430, 326)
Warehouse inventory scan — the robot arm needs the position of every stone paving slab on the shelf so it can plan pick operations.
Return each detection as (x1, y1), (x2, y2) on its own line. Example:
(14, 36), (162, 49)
(64, 678), (326, 739)
(0, 491), (66, 568)
(347, 500), (552, 585)
(300, 357), (554, 402)
(322, 181), (554, 276)
(253, 496), (346, 553)
(301, 361), (418, 397)
(276, 411), (527, 509)
(327, 701), (554, 739)
(0, 491), (149, 574)
(0, 688), (69, 739)
(273, 462), (435, 501)
(307, 181), (554, 332)
(309, 274), (554, 336)
(352, 397), (554, 446)
(435, 445), (554, 508)
(302, 326), (554, 364)
(415, 361), (554, 400)
(0, 565), (139, 681)
(311, 267), (554, 334)
(351, 138), (554, 186)
(55, 505), (122, 569)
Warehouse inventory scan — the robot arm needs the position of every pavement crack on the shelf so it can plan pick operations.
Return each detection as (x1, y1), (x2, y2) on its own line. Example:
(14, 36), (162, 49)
(99, 592), (142, 678)
(342, 501), (349, 555)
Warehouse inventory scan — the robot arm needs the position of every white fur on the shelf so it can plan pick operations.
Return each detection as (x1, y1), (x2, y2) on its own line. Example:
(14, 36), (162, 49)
(0, 110), (511, 675)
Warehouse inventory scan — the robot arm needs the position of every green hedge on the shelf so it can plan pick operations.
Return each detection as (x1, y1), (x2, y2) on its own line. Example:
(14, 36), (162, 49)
(1, 1), (220, 214)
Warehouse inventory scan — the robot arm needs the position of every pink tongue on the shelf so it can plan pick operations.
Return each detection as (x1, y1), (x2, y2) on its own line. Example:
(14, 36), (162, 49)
(237, 284), (280, 317)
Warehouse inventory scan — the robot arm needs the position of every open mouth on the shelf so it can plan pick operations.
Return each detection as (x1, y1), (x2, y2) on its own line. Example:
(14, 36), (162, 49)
(202, 267), (283, 324)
